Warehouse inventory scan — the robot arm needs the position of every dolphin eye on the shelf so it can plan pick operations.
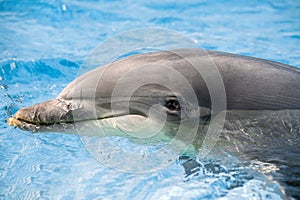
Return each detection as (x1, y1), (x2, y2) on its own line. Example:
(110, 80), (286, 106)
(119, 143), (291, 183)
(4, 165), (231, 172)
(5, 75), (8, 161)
(165, 98), (180, 111)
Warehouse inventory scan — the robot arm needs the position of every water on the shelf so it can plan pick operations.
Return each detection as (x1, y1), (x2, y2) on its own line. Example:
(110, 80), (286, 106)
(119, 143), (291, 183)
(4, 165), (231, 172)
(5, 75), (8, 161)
(1, 0), (300, 199)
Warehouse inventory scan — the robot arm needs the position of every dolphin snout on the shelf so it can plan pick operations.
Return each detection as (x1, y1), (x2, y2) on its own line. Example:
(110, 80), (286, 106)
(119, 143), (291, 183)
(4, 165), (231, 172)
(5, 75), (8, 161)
(7, 99), (74, 132)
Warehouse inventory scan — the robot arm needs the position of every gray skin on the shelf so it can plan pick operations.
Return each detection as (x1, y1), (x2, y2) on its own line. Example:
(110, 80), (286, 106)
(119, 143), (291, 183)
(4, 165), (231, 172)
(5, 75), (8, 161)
(7, 48), (300, 132)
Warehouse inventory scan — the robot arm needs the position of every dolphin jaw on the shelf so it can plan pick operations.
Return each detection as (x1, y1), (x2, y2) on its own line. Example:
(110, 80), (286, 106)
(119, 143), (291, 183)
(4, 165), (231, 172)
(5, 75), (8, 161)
(8, 117), (40, 132)
(7, 103), (143, 133)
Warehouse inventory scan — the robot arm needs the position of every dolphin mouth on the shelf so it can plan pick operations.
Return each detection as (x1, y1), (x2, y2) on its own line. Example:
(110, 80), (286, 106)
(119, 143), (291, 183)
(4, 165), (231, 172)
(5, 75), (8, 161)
(7, 99), (153, 133)
(6, 98), (132, 133)
(7, 112), (132, 133)
(8, 117), (48, 132)
(7, 106), (135, 132)
(7, 99), (72, 132)
(7, 111), (82, 132)
(7, 97), (181, 133)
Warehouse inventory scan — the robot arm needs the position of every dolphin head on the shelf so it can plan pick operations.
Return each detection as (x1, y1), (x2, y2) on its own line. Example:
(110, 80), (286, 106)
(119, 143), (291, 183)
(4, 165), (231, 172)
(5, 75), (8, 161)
(8, 50), (212, 137)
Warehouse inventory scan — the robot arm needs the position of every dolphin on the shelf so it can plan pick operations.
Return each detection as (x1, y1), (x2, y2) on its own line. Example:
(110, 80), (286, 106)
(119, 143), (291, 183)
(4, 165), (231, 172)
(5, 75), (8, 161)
(7, 48), (300, 199)
(7, 48), (300, 133)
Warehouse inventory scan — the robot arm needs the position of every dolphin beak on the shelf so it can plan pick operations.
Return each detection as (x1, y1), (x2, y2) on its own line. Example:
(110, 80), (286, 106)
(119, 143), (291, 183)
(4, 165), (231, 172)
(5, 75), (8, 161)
(7, 99), (74, 132)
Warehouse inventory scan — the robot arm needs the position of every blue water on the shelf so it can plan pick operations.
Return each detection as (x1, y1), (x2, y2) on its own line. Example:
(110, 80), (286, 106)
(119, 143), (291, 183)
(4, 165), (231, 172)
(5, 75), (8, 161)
(1, 0), (300, 199)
